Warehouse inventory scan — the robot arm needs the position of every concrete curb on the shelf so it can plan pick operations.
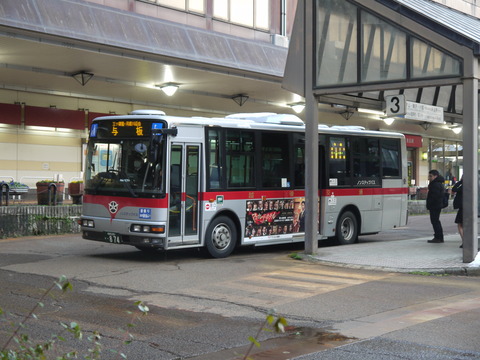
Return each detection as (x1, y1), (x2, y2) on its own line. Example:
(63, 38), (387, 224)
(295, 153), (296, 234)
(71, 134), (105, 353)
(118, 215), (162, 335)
(303, 255), (480, 276)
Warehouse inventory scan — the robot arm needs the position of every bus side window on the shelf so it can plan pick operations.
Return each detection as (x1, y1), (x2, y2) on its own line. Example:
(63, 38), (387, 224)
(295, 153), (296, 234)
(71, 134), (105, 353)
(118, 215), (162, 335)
(294, 141), (305, 188)
(329, 137), (350, 186)
(208, 128), (222, 189)
(226, 130), (255, 188)
(381, 138), (401, 177)
(352, 138), (380, 179)
(261, 132), (291, 188)
(210, 165), (220, 189)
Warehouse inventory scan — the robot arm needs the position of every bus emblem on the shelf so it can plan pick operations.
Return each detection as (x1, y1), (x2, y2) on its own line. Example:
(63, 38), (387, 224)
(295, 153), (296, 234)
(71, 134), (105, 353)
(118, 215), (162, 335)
(108, 201), (119, 214)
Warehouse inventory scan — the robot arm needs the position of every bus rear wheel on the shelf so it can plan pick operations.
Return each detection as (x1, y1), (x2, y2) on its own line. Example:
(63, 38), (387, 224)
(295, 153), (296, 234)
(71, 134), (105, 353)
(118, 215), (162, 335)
(336, 211), (358, 245)
(205, 216), (237, 258)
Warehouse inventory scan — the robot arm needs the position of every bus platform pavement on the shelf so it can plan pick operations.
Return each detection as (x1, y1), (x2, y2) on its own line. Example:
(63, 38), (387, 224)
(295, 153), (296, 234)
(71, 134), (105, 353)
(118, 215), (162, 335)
(306, 234), (480, 276)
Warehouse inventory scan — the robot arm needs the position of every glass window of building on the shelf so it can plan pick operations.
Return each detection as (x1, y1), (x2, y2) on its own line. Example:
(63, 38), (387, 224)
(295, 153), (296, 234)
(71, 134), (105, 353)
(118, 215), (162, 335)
(214, 0), (270, 30)
(213, 0), (228, 19)
(430, 138), (445, 175)
(157, 0), (185, 10)
(155, 0), (205, 12)
(255, 0), (270, 29)
(444, 140), (461, 184)
(188, 0), (204, 13)
(231, 0), (254, 26)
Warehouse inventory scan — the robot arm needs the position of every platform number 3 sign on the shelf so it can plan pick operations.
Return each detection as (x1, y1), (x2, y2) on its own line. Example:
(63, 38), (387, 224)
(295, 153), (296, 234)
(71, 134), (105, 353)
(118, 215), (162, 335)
(385, 94), (406, 117)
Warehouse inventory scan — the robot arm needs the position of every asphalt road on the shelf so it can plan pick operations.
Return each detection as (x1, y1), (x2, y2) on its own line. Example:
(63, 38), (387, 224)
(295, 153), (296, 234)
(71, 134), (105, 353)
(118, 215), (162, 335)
(0, 213), (479, 360)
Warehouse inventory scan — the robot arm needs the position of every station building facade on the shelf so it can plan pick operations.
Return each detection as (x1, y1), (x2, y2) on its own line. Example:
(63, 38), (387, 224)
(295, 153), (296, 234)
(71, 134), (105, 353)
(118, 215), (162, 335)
(0, 0), (474, 194)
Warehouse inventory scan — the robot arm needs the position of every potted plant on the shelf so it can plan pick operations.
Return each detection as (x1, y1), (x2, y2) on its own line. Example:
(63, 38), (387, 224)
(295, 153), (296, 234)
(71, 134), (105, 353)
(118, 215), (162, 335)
(68, 180), (84, 204)
(36, 180), (65, 205)
(5, 181), (29, 195)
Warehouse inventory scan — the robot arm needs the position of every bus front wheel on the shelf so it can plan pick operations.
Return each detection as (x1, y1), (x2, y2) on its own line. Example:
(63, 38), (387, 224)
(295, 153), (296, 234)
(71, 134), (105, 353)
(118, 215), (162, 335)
(205, 216), (237, 258)
(336, 211), (358, 245)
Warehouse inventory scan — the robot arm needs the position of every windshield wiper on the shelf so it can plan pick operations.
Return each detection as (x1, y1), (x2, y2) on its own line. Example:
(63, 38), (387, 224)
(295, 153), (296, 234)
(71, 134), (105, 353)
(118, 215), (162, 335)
(119, 177), (138, 198)
(93, 170), (138, 197)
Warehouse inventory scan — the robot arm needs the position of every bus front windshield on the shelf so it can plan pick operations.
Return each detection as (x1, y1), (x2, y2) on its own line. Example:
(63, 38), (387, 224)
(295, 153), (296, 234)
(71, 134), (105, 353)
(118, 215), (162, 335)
(85, 138), (165, 197)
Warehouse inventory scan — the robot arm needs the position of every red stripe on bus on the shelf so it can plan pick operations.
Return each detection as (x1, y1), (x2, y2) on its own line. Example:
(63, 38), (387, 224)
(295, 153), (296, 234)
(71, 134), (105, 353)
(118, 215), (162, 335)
(200, 190), (305, 201)
(201, 187), (407, 201)
(322, 187), (408, 196)
(83, 194), (168, 207)
(83, 187), (407, 213)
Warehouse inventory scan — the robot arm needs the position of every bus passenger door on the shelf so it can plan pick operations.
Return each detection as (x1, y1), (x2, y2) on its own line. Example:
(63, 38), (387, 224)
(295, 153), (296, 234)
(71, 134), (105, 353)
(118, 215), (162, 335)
(168, 144), (200, 245)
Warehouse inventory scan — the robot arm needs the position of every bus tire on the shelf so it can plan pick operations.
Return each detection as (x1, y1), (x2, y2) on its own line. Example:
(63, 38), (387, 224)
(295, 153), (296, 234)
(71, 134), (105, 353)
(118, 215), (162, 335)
(336, 211), (358, 245)
(205, 216), (237, 258)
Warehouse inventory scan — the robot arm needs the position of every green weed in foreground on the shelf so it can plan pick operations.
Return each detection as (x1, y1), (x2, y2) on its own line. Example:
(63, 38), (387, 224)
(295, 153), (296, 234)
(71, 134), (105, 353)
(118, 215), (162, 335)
(0, 276), (149, 360)
(289, 252), (303, 260)
(1, 275), (286, 360)
(242, 309), (288, 360)
(409, 271), (449, 276)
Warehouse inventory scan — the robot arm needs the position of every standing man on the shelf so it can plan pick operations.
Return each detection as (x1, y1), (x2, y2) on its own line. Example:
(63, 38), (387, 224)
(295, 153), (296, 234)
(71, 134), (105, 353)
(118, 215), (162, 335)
(426, 169), (445, 243)
(452, 176), (464, 248)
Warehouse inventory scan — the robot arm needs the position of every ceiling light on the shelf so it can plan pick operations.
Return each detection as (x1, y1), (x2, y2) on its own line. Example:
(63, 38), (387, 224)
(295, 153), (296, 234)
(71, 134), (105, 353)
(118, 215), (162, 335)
(156, 83), (179, 96)
(383, 117), (395, 125)
(26, 125), (52, 131)
(451, 127), (462, 134)
(232, 94), (249, 106)
(72, 71), (94, 86)
(288, 102), (305, 113)
(358, 108), (385, 116)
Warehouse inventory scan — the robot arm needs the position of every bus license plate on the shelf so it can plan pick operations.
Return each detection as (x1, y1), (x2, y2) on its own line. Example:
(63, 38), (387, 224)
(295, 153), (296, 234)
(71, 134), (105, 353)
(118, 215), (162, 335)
(105, 232), (122, 244)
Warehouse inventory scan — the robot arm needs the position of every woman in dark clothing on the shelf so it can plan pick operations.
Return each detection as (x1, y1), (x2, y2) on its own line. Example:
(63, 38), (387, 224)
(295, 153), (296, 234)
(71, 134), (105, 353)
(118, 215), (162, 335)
(426, 169), (445, 243)
(452, 176), (463, 248)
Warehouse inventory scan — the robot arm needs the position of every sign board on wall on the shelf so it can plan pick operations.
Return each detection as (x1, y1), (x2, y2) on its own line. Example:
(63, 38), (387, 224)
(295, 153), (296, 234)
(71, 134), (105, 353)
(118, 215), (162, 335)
(385, 94), (444, 123)
(405, 134), (423, 148)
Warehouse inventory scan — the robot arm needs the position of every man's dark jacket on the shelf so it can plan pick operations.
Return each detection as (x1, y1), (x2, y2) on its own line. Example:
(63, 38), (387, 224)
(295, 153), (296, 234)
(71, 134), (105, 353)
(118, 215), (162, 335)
(426, 175), (445, 210)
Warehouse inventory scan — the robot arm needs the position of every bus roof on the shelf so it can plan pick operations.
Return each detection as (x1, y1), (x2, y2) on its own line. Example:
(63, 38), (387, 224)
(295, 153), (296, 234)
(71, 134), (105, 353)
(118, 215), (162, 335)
(91, 110), (405, 139)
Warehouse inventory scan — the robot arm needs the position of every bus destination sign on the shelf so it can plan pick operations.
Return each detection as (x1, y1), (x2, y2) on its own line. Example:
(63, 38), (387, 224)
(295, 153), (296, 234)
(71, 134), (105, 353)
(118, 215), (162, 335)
(90, 120), (165, 138)
(111, 121), (144, 137)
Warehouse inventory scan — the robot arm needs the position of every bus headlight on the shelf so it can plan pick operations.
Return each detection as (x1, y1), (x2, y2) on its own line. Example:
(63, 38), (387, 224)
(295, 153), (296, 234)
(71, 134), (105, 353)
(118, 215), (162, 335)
(130, 224), (165, 234)
(132, 225), (142, 232)
(78, 219), (95, 228)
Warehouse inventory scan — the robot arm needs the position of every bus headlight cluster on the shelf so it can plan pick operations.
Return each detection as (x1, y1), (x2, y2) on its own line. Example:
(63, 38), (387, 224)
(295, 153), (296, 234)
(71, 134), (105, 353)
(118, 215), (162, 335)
(130, 224), (165, 234)
(78, 219), (95, 228)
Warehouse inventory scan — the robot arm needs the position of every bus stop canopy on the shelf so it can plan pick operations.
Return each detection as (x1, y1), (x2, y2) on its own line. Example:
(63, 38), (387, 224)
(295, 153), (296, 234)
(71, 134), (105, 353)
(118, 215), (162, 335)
(283, 0), (480, 262)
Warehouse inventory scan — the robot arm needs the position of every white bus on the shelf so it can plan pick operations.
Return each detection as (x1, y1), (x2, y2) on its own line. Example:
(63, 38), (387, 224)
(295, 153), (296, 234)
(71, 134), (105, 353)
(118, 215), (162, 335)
(79, 110), (408, 258)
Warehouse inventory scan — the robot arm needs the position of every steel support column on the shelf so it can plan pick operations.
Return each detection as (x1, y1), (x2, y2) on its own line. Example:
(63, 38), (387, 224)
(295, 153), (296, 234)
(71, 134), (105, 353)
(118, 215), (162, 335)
(462, 58), (479, 262)
(304, 0), (319, 255)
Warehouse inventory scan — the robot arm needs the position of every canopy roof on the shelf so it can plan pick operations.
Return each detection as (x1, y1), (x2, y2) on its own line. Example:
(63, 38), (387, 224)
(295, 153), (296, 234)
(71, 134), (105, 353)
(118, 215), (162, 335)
(283, 0), (480, 125)
(283, 0), (480, 263)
